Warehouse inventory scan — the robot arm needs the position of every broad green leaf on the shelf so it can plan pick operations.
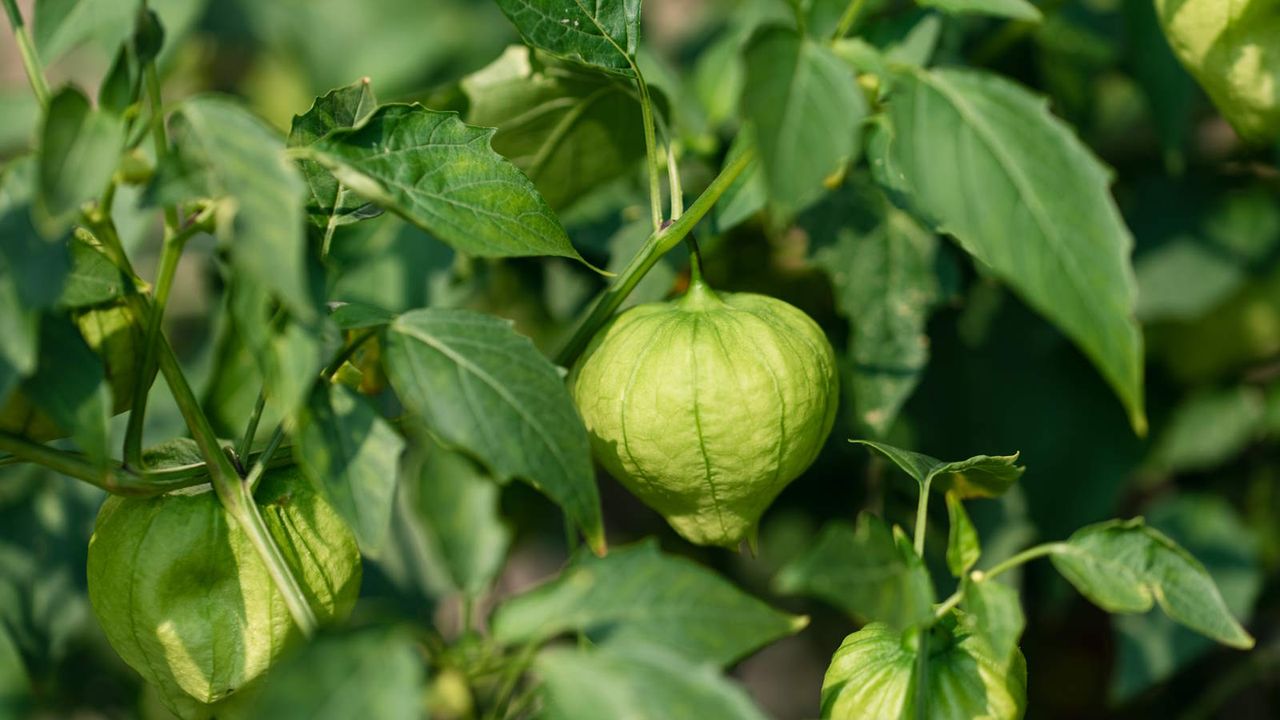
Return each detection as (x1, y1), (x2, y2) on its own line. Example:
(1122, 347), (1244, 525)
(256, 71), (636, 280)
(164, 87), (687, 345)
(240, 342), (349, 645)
(537, 641), (768, 720)
(1135, 239), (1243, 322)
(946, 493), (980, 577)
(742, 26), (866, 213)
(246, 629), (426, 719)
(22, 316), (111, 463)
(854, 440), (1024, 498)
(1110, 495), (1262, 701)
(156, 96), (314, 320)
(494, 0), (642, 75)
(57, 238), (127, 308)
(382, 308), (603, 552)
(872, 67), (1146, 433)
(226, 279), (322, 419)
(775, 515), (935, 631)
(306, 104), (585, 262)
(0, 622), (27, 716)
(919, 0), (1041, 21)
(713, 129), (765, 233)
(815, 199), (939, 436)
(294, 384), (405, 557)
(33, 0), (136, 62)
(329, 302), (397, 330)
(37, 86), (125, 226)
(962, 578), (1024, 673)
(287, 79), (382, 234)
(1050, 518), (1255, 649)
(403, 438), (511, 596)
(463, 46), (646, 211)
(0, 158), (69, 313)
(1147, 386), (1266, 473)
(821, 618), (1027, 720)
(491, 541), (804, 666)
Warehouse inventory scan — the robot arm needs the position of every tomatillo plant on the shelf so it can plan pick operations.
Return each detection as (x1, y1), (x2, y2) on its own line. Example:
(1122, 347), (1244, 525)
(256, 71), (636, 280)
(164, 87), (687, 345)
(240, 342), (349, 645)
(0, 0), (1270, 718)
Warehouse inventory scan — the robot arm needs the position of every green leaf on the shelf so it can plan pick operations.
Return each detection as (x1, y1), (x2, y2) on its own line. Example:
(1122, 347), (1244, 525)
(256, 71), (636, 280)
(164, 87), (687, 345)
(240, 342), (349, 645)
(775, 515), (935, 631)
(37, 86), (125, 226)
(306, 104), (585, 262)
(0, 621), (28, 716)
(33, 0), (137, 62)
(0, 158), (70, 313)
(246, 628), (426, 719)
(1135, 239), (1243, 323)
(402, 438), (511, 596)
(491, 541), (804, 666)
(712, 129), (766, 233)
(1050, 518), (1255, 649)
(1147, 386), (1266, 473)
(919, 0), (1042, 22)
(493, 0), (642, 76)
(57, 237), (128, 308)
(815, 197), (940, 437)
(156, 96), (314, 321)
(537, 641), (768, 720)
(946, 493), (980, 577)
(287, 79), (382, 234)
(871, 67), (1146, 434)
(294, 384), (405, 557)
(382, 308), (603, 552)
(226, 279), (323, 419)
(742, 25), (867, 213)
(329, 302), (397, 330)
(962, 578), (1024, 672)
(462, 46), (647, 211)
(821, 618), (1027, 720)
(22, 316), (111, 463)
(1110, 495), (1262, 701)
(854, 439), (1024, 498)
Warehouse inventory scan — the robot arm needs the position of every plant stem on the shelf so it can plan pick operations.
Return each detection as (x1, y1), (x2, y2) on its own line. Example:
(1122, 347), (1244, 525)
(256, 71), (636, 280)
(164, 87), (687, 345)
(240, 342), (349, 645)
(126, 293), (318, 636)
(831, 0), (869, 43)
(635, 71), (664, 231)
(237, 391), (268, 461)
(554, 144), (756, 367)
(486, 644), (537, 720)
(243, 327), (377, 492)
(913, 478), (931, 556)
(0, 432), (192, 495)
(144, 62), (181, 234)
(978, 542), (1070, 581)
(934, 588), (964, 620)
(1, 0), (50, 108)
(912, 628), (930, 720)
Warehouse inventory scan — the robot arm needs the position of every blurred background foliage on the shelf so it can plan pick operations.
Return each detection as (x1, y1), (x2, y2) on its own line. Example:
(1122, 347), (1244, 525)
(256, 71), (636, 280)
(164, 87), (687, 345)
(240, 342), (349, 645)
(0, 0), (1277, 718)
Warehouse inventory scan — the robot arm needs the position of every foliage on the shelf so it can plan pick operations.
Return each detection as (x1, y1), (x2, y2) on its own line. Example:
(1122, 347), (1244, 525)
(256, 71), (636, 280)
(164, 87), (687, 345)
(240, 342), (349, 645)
(0, 0), (1276, 719)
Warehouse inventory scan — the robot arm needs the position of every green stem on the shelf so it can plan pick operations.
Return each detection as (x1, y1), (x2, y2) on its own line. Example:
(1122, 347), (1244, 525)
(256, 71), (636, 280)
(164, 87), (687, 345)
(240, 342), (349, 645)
(127, 294), (317, 636)
(913, 478), (931, 556)
(244, 327), (377, 492)
(635, 71), (664, 231)
(912, 628), (930, 720)
(934, 588), (964, 620)
(237, 391), (268, 461)
(978, 542), (1070, 582)
(831, 0), (870, 43)
(244, 424), (286, 493)
(486, 644), (537, 720)
(143, 62), (181, 234)
(1, 0), (50, 108)
(554, 144), (756, 367)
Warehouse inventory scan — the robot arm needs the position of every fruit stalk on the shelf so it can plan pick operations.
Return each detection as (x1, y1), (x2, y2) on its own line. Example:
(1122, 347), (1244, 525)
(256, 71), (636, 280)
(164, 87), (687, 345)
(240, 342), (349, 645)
(555, 144), (757, 367)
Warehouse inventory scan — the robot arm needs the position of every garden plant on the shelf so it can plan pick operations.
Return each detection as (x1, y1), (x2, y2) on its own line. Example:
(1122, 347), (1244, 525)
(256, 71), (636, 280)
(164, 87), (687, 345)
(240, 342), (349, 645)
(0, 0), (1277, 718)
